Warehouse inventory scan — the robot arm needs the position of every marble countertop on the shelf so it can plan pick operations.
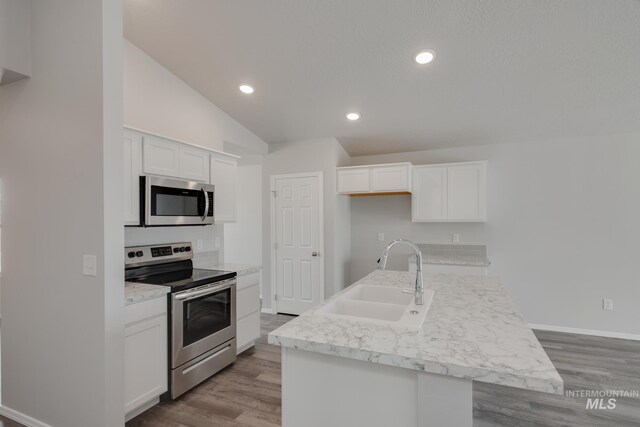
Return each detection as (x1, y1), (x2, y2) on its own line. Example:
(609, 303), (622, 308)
(410, 254), (490, 267)
(269, 270), (563, 394)
(124, 282), (170, 306)
(409, 243), (490, 267)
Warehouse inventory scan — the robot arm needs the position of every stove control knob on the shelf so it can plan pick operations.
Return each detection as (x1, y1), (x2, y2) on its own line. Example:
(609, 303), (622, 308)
(173, 247), (179, 253)
(136, 251), (144, 257)
(179, 247), (185, 252)
(127, 251), (135, 258)
(185, 246), (191, 252)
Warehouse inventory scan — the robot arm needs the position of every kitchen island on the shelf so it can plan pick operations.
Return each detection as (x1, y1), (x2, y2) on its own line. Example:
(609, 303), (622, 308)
(268, 270), (562, 427)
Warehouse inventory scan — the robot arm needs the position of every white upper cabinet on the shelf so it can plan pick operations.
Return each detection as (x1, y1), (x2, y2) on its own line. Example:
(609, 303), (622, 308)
(142, 135), (181, 178)
(337, 168), (370, 193)
(125, 127), (240, 225)
(210, 152), (238, 222)
(337, 163), (412, 195)
(447, 163), (486, 221)
(143, 135), (210, 182)
(179, 145), (210, 183)
(412, 166), (447, 221)
(123, 130), (143, 226)
(412, 161), (486, 222)
(370, 164), (411, 192)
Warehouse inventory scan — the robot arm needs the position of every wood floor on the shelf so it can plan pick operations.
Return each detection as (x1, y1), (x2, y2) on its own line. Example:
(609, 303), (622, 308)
(126, 313), (640, 427)
(0, 415), (22, 427)
(3, 314), (637, 426)
(127, 314), (292, 427)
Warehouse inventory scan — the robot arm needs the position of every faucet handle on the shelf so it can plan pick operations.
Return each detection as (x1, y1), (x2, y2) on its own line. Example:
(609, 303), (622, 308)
(401, 289), (414, 295)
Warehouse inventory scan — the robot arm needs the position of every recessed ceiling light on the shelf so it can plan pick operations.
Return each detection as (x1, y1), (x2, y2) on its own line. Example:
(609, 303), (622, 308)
(239, 84), (254, 94)
(346, 112), (361, 121)
(414, 50), (435, 65)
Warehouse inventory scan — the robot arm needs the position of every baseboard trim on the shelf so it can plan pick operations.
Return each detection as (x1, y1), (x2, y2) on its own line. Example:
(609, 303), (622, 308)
(0, 405), (52, 427)
(260, 308), (274, 314)
(529, 323), (640, 341)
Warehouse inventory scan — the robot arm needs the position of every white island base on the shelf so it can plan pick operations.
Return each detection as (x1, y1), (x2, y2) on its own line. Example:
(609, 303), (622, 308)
(282, 347), (472, 427)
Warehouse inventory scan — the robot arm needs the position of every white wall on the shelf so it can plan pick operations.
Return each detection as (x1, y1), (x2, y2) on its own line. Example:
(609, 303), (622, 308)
(333, 142), (352, 294)
(0, 0), (124, 426)
(123, 39), (267, 155)
(262, 138), (350, 311)
(0, 0), (31, 83)
(123, 39), (268, 263)
(349, 133), (640, 335)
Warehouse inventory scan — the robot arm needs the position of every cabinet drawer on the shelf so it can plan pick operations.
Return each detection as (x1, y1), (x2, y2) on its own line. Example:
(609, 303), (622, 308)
(237, 312), (260, 352)
(125, 296), (167, 326)
(237, 285), (260, 320)
(237, 272), (260, 290)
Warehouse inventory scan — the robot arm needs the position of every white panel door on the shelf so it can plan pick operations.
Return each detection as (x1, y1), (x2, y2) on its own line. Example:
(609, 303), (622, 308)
(142, 135), (180, 178)
(210, 153), (237, 222)
(273, 174), (323, 315)
(447, 163), (486, 221)
(179, 145), (210, 183)
(370, 165), (411, 192)
(123, 130), (142, 225)
(412, 166), (448, 221)
(337, 168), (370, 193)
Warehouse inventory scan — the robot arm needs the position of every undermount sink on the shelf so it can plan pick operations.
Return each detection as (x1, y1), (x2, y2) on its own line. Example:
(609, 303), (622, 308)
(317, 284), (434, 329)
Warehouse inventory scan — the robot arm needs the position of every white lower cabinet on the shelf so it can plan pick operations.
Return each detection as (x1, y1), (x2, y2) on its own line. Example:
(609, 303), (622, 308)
(236, 272), (261, 354)
(125, 297), (168, 421)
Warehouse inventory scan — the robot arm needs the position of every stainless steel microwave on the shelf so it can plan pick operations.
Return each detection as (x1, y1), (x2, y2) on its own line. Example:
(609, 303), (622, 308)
(141, 176), (214, 226)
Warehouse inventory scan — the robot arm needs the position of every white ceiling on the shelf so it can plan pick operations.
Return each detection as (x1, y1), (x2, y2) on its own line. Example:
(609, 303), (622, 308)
(124, 0), (640, 156)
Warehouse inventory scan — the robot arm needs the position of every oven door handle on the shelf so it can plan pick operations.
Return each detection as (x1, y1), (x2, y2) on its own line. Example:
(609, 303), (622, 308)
(174, 280), (234, 301)
(201, 187), (209, 222)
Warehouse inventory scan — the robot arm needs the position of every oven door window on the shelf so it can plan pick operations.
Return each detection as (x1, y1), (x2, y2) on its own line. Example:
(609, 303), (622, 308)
(182, 288), (232, 347)
(151, 185), (205, 217)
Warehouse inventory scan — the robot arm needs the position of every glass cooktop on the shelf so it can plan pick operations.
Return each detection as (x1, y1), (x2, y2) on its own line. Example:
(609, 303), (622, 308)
(129, 268), (236, 292)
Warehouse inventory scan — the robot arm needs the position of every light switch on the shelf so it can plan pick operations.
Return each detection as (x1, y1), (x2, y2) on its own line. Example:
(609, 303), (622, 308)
(377, 233), (385, 242)
(83, 255), (97, 277)
(215, 237), (221, 248)
(196, 239), (204, 250)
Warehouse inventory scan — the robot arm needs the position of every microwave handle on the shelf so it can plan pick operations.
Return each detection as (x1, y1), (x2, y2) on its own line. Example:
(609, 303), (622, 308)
(201, 187), (209, 222)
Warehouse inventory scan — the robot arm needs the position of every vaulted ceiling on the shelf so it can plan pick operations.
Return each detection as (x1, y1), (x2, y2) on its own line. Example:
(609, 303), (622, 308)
(124, 0), (640, 156)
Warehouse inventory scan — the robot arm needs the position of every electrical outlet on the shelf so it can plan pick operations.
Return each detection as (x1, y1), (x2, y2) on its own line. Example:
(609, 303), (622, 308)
(83, 254), (97, 277)
(603, 298), (614, 311)
(452, 233), (460, 243)
(196, 239), (204, 250)
(377, 232), (385, 242)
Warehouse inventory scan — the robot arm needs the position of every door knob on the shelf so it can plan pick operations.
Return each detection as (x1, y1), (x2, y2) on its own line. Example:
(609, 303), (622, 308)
(312, 251), (319, 257)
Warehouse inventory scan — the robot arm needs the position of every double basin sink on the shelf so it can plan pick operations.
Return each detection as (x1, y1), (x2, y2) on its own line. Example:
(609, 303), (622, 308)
(317, 283), (434, 329)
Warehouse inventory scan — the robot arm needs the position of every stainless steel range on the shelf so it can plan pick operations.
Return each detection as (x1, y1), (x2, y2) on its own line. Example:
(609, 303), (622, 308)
(125, 242), (237, 399)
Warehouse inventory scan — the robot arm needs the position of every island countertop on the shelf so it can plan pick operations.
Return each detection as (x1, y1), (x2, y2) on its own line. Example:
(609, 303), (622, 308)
(268, 270), (563, 395)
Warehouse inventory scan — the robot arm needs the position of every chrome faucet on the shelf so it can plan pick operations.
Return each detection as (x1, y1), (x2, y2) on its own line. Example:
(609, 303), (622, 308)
(378, 239), (425, 305)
